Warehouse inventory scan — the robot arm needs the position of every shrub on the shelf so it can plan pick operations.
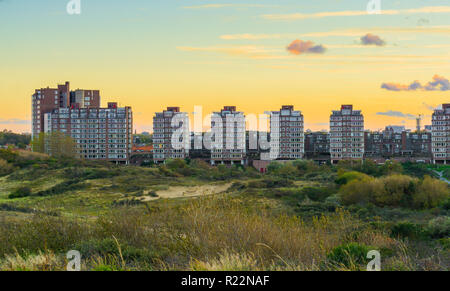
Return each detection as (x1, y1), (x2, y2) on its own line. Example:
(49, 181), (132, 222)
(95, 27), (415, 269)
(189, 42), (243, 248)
(9, 186), (32, 199)
(335, 171), (370, 186)
(413, 176), (449, 209)
(441, 198), (450, 210)
(248, 178), (293, 189)
(375, 175), (417, 207)
(427, 217), (450, 239)
(339, 177), (383, 206)
(301, 186), (334, 202)
(35, 179), (86, 197)
(390, 222), (426, 240)
(0, 159), (14, 177)
(326, 243), (372, 270)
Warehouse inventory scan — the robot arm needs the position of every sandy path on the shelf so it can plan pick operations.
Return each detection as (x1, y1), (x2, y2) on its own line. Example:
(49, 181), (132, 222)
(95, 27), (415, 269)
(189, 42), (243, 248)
(142, 183), (232, 201)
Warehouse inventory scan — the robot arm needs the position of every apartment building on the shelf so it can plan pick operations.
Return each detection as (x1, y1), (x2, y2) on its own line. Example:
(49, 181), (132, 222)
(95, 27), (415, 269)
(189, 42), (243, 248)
(70, 89), (100, 109)
(153, 107), (190, 163)
(365, 127), (431, 159)
(305, 131), (330, 163)
(330, 105), (364, 164)
(268, 106), (304, 160)
(432, 104), (450, 164)
(210, 106), (246, 165)
(44, 102), (133, 164)
(32, 82), (70, 138)
(32, 82), (133, 163)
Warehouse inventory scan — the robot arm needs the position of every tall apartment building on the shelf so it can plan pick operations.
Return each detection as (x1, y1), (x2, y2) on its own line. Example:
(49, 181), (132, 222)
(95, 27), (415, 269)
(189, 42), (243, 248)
(210, 106), (246, 165)
(432, 104), (450, 164)
(32, 82), (70, 138)
(70, 89), (100, 109)
(32, 82), (133, 163)
(268, 106), (304, 160)
(43, 103), (133, 164)
(330, 105), (364, 164)
(153, 107), (190, 163)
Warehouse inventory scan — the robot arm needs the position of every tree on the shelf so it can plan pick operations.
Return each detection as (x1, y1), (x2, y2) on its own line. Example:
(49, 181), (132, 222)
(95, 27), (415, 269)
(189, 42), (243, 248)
(413, 176), (450, 209)
(32, 131), (76, 158)
(32, 132), (46, 153)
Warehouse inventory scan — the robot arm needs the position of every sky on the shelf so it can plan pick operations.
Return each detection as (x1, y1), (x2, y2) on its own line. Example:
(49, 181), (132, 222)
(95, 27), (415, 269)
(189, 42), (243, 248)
(0, 0), (449, 133)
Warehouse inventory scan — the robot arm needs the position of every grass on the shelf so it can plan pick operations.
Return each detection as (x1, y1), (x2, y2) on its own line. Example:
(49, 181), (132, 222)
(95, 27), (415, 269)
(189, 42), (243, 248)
(0, 153), (448, 271)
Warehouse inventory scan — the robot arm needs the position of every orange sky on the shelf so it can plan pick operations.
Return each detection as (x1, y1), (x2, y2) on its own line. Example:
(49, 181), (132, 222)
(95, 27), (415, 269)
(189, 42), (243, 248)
(0, 1), (449, 133)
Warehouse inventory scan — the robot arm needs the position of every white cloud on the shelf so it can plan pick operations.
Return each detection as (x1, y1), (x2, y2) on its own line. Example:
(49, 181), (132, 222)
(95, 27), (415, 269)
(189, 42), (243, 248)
(261, 6), (450, 20)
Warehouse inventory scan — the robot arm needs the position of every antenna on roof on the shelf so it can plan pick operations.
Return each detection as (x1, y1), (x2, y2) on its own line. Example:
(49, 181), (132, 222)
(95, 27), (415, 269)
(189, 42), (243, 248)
(416, 114), (422, 132)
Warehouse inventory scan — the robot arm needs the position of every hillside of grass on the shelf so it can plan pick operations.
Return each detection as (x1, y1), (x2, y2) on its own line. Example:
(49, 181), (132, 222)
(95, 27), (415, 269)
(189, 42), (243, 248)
(0, 149), (448, 271)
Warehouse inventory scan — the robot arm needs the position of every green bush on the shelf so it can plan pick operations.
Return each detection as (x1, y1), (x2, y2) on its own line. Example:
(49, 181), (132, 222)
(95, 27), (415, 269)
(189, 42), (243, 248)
(438, 238), (450, 250)
(8, 186), (32, 199)
(35, 179), (86, 197)
(0, 159), (14, 177)
(335, 171), (370, 185)
(390, 222), (426, 240)
(300, 186), (334, 202)
(427, 216), (450, 239)
(326, 243), (372, 269)
(413, 176), (450, 209)
(248, 178), (293, 189)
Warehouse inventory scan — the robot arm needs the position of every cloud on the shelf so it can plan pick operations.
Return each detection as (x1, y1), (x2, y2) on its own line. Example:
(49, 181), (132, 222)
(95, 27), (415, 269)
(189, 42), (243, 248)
(361, 33), (386, 46)
(261, 6), (450, 20)
(424, 75), (450, 91)
(381, 75), (449, 91)
(376, 111), (416, 120)
(220, 26), (450, 42)
(0, 119), (30, 125)
(220, 34), (283, 40)
(286, 40), (326, 55)
(177, 45), (287, 59)
(183, 4), (276, 9)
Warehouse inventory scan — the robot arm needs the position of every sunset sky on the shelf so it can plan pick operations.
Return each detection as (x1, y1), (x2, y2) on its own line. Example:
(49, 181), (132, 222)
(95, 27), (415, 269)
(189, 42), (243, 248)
(0, 0), (449, 133)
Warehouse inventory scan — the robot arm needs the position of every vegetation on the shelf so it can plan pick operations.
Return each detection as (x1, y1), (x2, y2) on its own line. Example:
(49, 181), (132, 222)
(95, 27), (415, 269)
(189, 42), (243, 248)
(32, 131), (76, 158)
(0, 151), (448, 271)
(0, 130), (30, 149)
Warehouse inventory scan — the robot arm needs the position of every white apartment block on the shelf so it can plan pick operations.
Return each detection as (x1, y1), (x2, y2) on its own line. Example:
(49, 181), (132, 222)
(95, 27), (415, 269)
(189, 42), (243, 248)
(330, 105), (364, 164)
(153, 107), (190, 163)
(432, 104), (450, 164)
(268, 105), (304, 160)
(210, 106), (246, 165)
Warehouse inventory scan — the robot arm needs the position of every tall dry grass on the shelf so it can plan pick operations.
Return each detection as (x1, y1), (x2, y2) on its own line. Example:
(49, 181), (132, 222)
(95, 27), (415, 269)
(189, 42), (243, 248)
(0, 195), (444, 270)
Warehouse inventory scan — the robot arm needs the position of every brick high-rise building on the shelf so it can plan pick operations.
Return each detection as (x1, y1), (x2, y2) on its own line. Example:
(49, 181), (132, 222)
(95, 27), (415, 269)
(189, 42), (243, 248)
(432, 104), (450, 164)
(32, 82), (70, 138)
(70, 89), (100, 109)
(210, 106), (246, 165)
(32, 82), (133, 163)
(44, 103), (133, 163)
(268, 106), (304, 160)
(152, 107), (190, 163)
(330, 105), (364, 164)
